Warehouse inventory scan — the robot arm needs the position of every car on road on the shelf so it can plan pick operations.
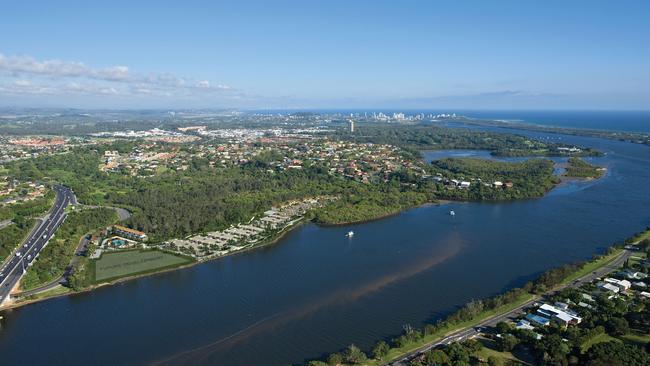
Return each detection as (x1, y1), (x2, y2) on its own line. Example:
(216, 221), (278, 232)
(42, 234), (47, 239)
(16, 252), (21, 257)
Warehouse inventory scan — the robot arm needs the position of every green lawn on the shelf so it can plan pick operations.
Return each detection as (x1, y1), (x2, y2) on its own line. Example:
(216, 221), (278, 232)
(632, 229), (650, 243)
(93, 249), (192, 282)
(476, 338), (533, 365)
(560, 249), (623, 285)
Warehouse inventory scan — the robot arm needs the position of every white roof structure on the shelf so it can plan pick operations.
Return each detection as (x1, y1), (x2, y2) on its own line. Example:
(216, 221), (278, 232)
(598, 282), (620, 293)
(604, 277), (632, 290)
(516, 320), (535, 330)
(538, 303), (582, 325)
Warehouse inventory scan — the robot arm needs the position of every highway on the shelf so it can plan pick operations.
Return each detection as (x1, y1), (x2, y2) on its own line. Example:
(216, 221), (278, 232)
(388, 248), (634, 365)
(0, 185), (76, 306)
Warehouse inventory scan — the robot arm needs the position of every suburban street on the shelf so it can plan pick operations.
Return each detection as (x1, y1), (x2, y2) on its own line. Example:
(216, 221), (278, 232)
(0, 185), (76, 306)
(388, 248), (634, 365)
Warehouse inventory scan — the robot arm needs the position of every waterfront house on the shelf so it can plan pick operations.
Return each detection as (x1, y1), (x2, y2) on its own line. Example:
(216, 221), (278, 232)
(112, 225), (148, 241)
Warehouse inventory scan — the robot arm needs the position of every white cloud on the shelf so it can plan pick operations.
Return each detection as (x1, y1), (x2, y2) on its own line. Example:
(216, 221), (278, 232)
(0, 52), (233, 98)
(196, 80), (210, 88)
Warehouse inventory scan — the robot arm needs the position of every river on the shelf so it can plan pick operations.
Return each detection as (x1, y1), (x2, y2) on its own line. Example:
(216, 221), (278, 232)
(0, 128), (649, 366)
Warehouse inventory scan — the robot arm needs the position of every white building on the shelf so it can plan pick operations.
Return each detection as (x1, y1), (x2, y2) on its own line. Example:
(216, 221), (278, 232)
(537, 303), (582, 327)
(604, 277), (632, 291)
(598, 282), (620, 293)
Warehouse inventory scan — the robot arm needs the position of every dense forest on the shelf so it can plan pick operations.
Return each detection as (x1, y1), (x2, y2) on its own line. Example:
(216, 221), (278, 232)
(0, 220), (35, 263)
(564, 157), (605, 178)
(0, 192), (54, 262)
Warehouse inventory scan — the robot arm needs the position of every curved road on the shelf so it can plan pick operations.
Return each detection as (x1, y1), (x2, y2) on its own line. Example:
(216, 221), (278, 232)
(0, 185), (76, 306)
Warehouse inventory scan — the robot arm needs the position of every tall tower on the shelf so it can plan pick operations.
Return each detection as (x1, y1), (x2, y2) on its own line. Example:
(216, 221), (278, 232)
(349, 120), (355, 133)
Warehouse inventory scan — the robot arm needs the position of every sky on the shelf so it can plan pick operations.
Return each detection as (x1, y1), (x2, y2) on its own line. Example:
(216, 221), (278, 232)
(1, 0), (649, 110)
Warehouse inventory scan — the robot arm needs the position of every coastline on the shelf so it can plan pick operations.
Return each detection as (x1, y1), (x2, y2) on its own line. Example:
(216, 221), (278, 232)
(1, 200), (457, 311)
(316, 200), (452, 227)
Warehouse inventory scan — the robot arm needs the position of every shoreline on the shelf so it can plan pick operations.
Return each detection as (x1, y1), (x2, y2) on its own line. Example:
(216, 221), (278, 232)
(316, 200), (452, 227)
(1, 200), (457, 311)
(1, 220), (304, 311)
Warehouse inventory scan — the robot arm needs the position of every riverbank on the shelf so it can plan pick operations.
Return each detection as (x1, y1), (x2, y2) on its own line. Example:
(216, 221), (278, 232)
(309, 228), (648, 366)
(315, 200), (453, 227)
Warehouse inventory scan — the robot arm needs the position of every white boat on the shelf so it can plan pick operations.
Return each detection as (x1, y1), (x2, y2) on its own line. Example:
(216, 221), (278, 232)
(346, 230), (354, 237)
(449, 210), (455, 216)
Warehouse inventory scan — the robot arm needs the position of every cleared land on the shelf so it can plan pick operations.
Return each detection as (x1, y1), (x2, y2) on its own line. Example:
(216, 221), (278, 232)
(93, 250), (192, 282)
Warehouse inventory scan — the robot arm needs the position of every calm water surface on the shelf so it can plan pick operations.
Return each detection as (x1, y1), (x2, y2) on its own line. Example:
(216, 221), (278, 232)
(1, 129), (649, 366)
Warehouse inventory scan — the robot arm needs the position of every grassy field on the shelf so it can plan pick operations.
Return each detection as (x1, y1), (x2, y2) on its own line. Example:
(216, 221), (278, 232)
(476, 338), (533, 365)
(560, 249), (623, 286)
(21, 285), (72, 302)
(632, 229), (650, 243)
(580, 333), (620, 352)
(620, 332), (650, 347)
(93, 249), (192, 282)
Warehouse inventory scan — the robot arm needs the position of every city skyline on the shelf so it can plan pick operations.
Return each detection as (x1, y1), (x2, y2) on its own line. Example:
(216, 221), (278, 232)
(1, 0), (649, 110)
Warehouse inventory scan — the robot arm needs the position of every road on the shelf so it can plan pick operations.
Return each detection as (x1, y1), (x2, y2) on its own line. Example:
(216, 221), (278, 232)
(0, 185), (76, 305)
(388, 248), (633, 365)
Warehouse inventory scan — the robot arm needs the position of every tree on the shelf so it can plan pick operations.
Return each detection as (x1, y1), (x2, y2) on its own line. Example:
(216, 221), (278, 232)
(496, 321), (513, 334)
(535, 334), (570, 365)
(487, 356), (503, 366)
(446, 342), (470, 364)
(584, 341), (650, 366)
(326, 352), (342, 366)
(344, 344), (367, 365)
(372, 340), (390, 360)
(606, 317), (630, 336)
(424, 349), (450, 365)
(307, 361), (328, 366)
(462, 339), (483, 353)
(496, 334), (519, 352)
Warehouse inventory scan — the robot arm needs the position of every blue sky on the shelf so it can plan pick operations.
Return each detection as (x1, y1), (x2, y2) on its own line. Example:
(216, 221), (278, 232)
(1, 0), (649, 109)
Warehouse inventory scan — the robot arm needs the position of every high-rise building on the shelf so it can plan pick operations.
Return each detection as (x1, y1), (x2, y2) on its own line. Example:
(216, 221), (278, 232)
(349, 120), (355, 133)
